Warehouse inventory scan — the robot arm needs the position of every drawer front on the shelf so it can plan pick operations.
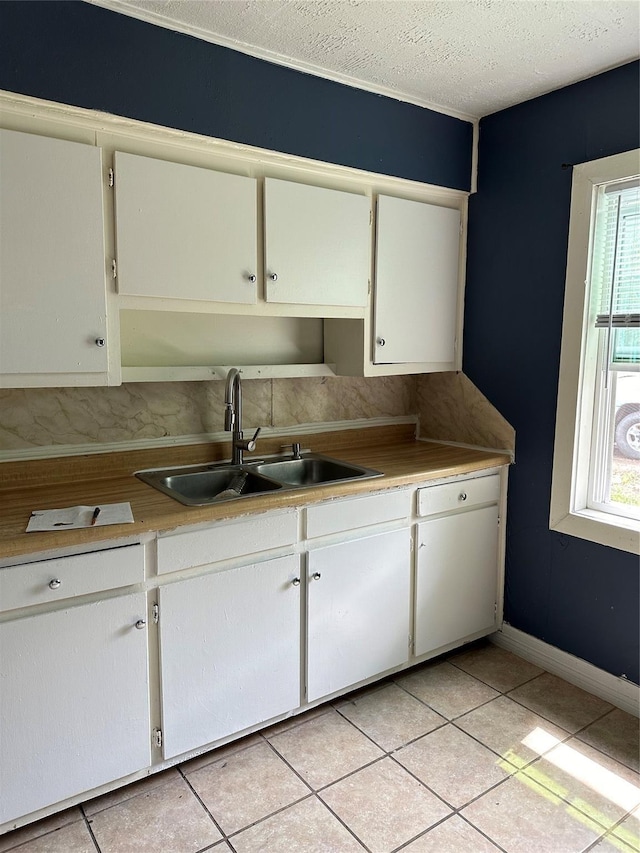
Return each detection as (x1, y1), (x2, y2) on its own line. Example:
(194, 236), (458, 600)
(0, 544), (145, 613)
(417, 474), (500, 517)
(306, 488), (410, 539)
(156, 510), (298, 574)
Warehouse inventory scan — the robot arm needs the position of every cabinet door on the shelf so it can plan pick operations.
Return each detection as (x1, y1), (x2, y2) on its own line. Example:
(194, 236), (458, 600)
(264, 178), (370, 307)
(307, 528), (410, 702)
(415, 506), (499, 657)
(0, 129), (108, 381)
(0, 593), (150, 825)
(159, 554), (300, 760)
(114, 152), (258, 303)
(374, 194), (460, 365)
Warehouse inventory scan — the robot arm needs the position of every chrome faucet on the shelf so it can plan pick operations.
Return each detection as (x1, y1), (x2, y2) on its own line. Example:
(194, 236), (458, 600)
(224, 368), (261, 465)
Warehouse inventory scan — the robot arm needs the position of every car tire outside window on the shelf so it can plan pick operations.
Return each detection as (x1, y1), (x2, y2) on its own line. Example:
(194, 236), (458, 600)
(615, 410), (640, 460)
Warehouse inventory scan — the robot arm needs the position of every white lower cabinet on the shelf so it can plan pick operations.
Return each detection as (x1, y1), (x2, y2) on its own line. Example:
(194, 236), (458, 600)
(307, 528), (411, 702)
(158, 554), (301, 760)
(414, 475), (501, 657)
(0, 592), (151, 825)
(0, 469), (506, 832)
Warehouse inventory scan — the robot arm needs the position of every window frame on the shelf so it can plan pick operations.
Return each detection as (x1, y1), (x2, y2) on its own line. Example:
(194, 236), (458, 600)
(550, 149), (640, 555)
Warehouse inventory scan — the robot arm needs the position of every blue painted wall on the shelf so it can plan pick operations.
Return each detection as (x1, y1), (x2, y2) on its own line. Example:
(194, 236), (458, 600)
(0, 1), (472, 191)
(465, 61), (640, 685)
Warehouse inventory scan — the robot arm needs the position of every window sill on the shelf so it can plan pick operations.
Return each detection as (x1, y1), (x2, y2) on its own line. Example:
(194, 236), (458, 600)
(551, 507), (640, 555)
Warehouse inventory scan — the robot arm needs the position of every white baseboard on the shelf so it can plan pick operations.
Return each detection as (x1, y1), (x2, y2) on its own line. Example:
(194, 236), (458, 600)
(491, 624), (640, 718)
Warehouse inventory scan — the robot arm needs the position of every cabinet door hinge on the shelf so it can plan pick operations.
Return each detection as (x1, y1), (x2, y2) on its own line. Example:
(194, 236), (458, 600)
(111, 258), (117, 279)
(408, 633), (413, 650)
(108, 167), (114, 188)
(152, 603), (159, 625)
(153, 728), (162, 749)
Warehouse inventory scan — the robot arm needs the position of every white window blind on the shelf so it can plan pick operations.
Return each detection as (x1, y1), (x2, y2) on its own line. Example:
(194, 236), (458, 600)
(592, 180), (640, 367)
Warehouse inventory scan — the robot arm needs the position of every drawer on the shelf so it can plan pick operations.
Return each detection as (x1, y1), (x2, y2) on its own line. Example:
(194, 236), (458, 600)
(0, 544), (145, 613)
(417, 474), (501, 517)
(306, 488), (410, 539)
(156, 510), (298, 574)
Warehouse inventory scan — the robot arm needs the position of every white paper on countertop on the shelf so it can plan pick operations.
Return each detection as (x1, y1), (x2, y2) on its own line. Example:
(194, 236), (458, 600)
(26, 502), (134, 532)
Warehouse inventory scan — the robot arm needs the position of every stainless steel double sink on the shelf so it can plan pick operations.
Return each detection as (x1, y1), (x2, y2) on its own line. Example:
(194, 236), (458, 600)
(136, 452), (383, 506)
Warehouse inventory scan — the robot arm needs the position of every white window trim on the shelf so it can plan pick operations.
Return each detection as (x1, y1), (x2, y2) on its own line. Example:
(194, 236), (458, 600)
(550, 149), (640, 555)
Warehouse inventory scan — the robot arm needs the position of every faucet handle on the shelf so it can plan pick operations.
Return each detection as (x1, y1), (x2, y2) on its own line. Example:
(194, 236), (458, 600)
(245, 427), (261, 453)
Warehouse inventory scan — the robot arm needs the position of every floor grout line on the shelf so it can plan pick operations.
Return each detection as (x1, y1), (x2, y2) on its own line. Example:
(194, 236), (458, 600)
(79, 806), (101, 853)
(177, 766), (229, 842)
(310, 795), (372, 853)
(224, 793), (315, 842)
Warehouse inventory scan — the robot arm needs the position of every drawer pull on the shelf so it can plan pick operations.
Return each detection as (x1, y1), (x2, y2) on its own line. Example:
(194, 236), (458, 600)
(135, 619), (147, 630)
(459, 492), (468, 502)
(291, 578), (301, 586)
(312, 572), (322, 581)
(48, 578), (61, 590)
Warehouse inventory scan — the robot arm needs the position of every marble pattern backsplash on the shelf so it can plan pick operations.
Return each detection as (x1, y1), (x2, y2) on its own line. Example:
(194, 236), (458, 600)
(0, 372), (513, 458)
(417, 372), (515, 455)
(0, 376), (416, 453)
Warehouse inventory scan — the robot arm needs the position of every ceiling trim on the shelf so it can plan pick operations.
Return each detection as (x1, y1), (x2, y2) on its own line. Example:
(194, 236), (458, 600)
(86, 0), (478, 123)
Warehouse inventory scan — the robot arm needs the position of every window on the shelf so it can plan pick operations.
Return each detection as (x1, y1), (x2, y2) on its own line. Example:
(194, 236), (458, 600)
(550, 149), (640, 554)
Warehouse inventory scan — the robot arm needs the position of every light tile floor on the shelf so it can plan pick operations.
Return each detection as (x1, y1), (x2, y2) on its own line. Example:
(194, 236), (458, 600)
(2, 642), (638, 853)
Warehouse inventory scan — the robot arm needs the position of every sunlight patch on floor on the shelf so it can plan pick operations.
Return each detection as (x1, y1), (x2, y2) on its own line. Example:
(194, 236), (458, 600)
(522, 728), (640, 814)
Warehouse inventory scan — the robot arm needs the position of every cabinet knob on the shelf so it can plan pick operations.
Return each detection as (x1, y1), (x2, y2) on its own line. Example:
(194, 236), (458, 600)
(268, 273), (278, 282)
(48, 578), (61, 590)
(291, 578), (301, 586)
(377, 337), (386, 347)
(459, 492), (468, 501)
(135, 619), (147, 630)
(95, 338), (106, 348)
(312, 572), (322, 580)
(247, 274), (257, 283)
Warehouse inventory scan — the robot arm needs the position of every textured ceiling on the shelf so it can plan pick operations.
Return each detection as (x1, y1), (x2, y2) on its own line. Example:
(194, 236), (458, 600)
(90, 0), (639, 119)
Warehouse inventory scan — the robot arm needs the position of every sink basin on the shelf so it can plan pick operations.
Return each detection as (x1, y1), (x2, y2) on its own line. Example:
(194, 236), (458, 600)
(136, 453), (382, 506)
(136, 465), (282, 507)
(250, 454), (383, 487)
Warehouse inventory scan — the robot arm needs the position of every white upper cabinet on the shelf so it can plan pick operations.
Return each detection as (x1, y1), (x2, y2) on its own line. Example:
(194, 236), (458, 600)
(264, 177), (370, 307)
(0, 98), (469, 384)
(0, 129), (109, 386)
(114, 151), (258, 304)
(373, 194), (461, 365)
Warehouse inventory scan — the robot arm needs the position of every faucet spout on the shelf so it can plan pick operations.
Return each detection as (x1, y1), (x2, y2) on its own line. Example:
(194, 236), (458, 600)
(224, 368), (240, 434)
